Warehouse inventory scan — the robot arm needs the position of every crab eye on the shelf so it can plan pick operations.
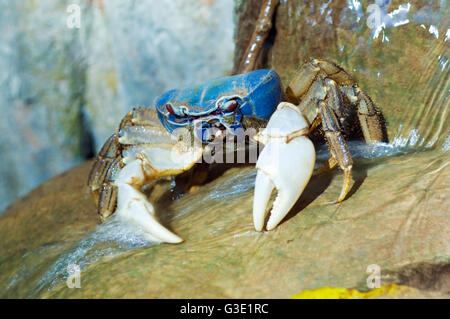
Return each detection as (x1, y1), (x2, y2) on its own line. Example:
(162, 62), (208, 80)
(222, 100), (238, 113)
(165, 103), (176, 115)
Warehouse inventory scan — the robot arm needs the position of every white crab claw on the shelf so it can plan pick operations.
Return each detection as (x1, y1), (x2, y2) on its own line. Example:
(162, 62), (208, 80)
(253, 102), (315, 231)
(114, 159), (183, 244)
(116, 184), (183, 243)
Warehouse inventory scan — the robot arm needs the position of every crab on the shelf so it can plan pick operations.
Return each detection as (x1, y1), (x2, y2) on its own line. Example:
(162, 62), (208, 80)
(87, 0), (387, 244)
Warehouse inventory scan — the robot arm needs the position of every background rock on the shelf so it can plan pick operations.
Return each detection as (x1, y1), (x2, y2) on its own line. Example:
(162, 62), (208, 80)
(0, 0), (235, 213)
(0, 1), (86, 213)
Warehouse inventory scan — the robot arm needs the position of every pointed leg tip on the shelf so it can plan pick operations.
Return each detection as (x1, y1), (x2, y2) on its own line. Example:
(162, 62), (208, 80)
(335, 193), (347, 203)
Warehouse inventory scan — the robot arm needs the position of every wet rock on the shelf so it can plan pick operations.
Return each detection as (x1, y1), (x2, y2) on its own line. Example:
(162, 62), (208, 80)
(0, 144), (449, 298)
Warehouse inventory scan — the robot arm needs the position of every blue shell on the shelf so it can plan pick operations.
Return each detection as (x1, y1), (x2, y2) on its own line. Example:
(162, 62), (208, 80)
(155, 69), (282, 133)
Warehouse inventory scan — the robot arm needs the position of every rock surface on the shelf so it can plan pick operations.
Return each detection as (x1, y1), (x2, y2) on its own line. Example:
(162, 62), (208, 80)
(0, 148), (448, 298)
(0, 0), (449, 298)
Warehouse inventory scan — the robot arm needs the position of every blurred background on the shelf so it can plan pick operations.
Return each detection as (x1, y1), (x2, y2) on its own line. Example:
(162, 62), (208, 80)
(0, 0), (235, 213)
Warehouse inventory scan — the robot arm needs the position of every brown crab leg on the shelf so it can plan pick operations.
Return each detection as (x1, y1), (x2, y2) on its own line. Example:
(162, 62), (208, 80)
(354, 87), (387, 143)
(87, 134), (122, 220)
(319, 98), (353, 203)
(308, 114), (322, 133)
(286, 61), (356, 202)
(286, 63), (321, 101)
(238, 0), (279, 74)
(310, 59), (387, 143)
(98, 184), (118, 222)
(87, 134), (118, 193)
(322, 77), (355, 202)
(313, 156), (338, 176)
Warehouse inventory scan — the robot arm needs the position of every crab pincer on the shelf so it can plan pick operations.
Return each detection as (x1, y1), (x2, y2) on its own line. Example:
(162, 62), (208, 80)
(253, 102), (316, 231)
(112, 128), (203, 243)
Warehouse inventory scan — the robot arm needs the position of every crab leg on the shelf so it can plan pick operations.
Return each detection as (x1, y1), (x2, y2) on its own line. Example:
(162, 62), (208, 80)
(286, 62), (361, 203)
(319, 79), (354, 203)
(347, 87), (387, 143)
(253, 102), (315, 231)
(237, 0), (280, 73)
(87, 134), (121, 221)
(313, 156), (338, 176)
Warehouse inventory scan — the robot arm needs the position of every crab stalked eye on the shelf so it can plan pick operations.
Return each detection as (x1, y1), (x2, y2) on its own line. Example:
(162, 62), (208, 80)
(165, 103), (176, 115)
(221, 100), (238, 113)
(166, 104), (189, 117)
